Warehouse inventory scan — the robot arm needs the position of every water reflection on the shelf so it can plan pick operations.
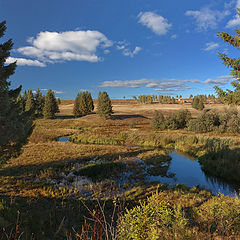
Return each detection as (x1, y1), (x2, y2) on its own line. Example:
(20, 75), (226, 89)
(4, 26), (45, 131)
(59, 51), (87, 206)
(146, 151), (239, 196)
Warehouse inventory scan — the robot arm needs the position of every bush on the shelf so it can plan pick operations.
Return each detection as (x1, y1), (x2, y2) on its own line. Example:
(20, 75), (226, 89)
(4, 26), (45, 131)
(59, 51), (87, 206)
(165, 109), (191, 130)
(118, 192), (189, 240)
(151, 111), (165, 130)
(196, 194), (240, 236)
(192, 96), (204, 110)
(188, 108), (240, 133)
(152, 109), (191, 130)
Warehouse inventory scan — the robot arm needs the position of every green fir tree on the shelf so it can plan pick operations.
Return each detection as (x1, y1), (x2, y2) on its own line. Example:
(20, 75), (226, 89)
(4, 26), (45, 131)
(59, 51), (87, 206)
(97, 91), (113, 119)
(43, 90), (59, 119)
(0, 21), (33, 161)
(25, 90), (35, 113)
(214, 9), (240, 104)
(35, 88), (44, 117)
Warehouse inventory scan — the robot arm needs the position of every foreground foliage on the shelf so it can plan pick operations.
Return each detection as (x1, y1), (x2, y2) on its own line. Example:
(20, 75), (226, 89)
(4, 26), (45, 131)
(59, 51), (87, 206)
(0, 21), (33, 163)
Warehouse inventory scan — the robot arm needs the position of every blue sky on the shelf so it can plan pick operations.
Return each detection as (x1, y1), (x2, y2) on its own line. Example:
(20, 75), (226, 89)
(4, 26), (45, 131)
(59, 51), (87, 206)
(1, 0), (240, 99)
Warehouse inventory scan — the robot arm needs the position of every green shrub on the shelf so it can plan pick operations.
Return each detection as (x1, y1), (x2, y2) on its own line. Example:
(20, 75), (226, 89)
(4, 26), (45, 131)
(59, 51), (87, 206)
(118, 192), (190, 240)
(188, 110), (219, 133)
(192, 96), (204, 110)
(151, 111), (166, 130)
(152, 109), (191, 130)
(188, 108), (240, 133)
(196, 194), (240, 236)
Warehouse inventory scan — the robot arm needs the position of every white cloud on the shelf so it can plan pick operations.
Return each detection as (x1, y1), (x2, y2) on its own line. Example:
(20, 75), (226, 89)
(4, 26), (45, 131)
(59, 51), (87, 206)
(185, 7), (230, 31)
(39, 89), (65, 94)
(123, 46), (142, 58)
(100, 78), (191, 92)
(6, 57), (46, 67)
(226, 1), (240, 28)
(171, 34), (177, 39)
(17, 30), (113, 64)
(203, 75), (232, 85)
(138, 11), (172, 35)
(100, 75), (232, 92)
(204, 42), (220, 51)
(104, 49), (110, 54)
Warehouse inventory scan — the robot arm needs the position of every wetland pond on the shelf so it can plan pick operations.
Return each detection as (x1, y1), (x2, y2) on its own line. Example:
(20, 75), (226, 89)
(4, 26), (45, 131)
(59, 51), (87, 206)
(58, 136), (239, 197)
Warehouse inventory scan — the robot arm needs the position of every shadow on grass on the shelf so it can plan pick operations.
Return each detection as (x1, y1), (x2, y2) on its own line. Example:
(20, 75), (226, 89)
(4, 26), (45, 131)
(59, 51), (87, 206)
(111, 114), (148, 120)
(0, 148), (153, 177)
(55, 114), (76, 119)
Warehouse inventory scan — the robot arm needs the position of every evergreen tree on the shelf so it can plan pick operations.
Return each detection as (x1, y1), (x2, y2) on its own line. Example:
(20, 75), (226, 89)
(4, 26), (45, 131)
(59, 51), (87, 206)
(73, 93), (81, 116)
(192, 96), (204, 110)
(214, 9), (240, 104)
(73, 91), (94, 117)
(57, 98), (61, 105)
(78, 91), (89, 116)
(25, 90), (35, 113)
(35, 88), (44, 117)
(43, 90), (59, 119)
(97, 91), (113, 119)
(0, 21), (33, 161)
(86, 91), (94, 112)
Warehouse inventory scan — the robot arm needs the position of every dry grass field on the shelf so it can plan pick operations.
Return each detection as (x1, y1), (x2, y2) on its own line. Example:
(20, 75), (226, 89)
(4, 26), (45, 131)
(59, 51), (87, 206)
(59, 99), (239, 118)
(1, 99), (240, 239)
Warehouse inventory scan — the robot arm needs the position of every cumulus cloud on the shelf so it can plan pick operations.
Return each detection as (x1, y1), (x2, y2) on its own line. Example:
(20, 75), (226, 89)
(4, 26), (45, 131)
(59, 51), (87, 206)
(123, 46), (142, 58)
(116, 41), (142, 58)
(17, 30), (113, 64)
(138, 11), (172, 35)
(185, 7), (230, 31)
(204, 42), (220, 51)
(226, 1), (240, 28)
(6, 57), (46, 67)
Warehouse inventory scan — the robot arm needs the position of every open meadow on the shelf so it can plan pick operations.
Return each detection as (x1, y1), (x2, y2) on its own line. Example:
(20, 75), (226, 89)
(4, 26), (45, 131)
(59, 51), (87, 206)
(1, 100), (240, 239)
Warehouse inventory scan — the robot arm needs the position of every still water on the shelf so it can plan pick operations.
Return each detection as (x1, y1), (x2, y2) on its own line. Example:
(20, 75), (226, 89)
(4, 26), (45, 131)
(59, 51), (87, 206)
(146, 151), (239, 197)
(58, 136), (239, 196)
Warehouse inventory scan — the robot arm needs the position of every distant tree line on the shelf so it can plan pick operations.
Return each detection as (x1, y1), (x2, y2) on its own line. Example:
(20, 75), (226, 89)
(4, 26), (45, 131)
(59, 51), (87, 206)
(137, 95), (176, 104)
(17, 89), (60, 119)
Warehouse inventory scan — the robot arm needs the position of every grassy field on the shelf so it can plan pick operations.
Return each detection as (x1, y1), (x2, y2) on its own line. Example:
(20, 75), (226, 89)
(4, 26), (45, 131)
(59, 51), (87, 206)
(0, 101), (240, 239)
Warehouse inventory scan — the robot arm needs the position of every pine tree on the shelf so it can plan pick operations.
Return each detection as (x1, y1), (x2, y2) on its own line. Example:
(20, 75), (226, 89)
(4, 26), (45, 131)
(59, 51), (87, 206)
(86, 91), (94, 113)
(192, 96), (204, 110)
(97, 91), (113, 119)
(0, 21), (33, 161)
(73, 93), (81, 117)
(35, 88), (44, 117)
(25, 90), (35, 113)
(78, 91), (89, 116)
(43, 90), (59, 119)
(214, 9), (240, 104)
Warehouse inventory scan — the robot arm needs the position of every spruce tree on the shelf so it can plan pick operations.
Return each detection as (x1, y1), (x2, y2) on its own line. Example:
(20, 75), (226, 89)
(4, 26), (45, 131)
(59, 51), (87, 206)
(35, 88), (44, 117)
(97, 91), (113, 119)
(86, 91), (94, 113)
(73, 93), (81, 117)
(78, 91), (89, 116)
(73, 91), (94, 117)
(43, 90), (59, 119)
(0, 21), (33, 161)
(214, 9), (240, 104)
(25, 90), (35, 113)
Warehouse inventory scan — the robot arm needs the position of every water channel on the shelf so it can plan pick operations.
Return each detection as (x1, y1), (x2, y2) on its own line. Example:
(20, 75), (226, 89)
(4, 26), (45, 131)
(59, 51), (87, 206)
(58, 136), (240, 196)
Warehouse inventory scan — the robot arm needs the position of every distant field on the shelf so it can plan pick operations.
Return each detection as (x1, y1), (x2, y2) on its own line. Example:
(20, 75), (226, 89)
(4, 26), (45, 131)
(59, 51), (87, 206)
(59, 99), (238, 118)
